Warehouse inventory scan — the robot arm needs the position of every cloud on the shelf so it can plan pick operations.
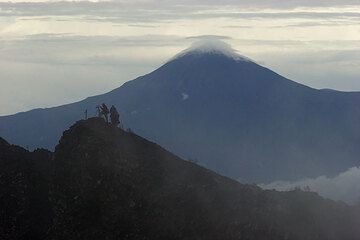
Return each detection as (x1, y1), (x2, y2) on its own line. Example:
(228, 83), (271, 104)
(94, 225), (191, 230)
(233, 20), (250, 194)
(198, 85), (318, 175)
(223, 25), (253, 29)
(1, 1), (360, 22)
(186, 35), (232, 40)
(169, 39), (252, 62)
(0, 33), (186, 65)
(271, 21), (360, 28)
(176, 0), (360, 8)
(260, 167), (360, 205)
(2, 1), (359, 9)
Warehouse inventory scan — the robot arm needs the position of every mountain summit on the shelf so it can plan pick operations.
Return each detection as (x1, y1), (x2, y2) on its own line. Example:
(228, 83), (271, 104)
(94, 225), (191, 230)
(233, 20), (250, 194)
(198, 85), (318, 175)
(0, 41), (360, 183)
(169, 39), (253, 62)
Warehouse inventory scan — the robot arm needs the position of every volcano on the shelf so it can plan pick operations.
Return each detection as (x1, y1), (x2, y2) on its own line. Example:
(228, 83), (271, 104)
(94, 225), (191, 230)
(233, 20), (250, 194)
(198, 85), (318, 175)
(1, 40), (359, 183)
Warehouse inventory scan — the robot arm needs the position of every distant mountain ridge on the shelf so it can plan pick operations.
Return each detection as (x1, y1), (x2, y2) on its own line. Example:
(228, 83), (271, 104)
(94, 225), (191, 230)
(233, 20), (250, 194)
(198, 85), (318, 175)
(1, 118), (360, 240)
(1, 41), (360, 183)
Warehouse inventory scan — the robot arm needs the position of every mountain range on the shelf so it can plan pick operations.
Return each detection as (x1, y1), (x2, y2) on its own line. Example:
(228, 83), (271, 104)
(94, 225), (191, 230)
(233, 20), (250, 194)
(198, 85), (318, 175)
(1, 118), (360, 240)
(1, 41), (359, 183)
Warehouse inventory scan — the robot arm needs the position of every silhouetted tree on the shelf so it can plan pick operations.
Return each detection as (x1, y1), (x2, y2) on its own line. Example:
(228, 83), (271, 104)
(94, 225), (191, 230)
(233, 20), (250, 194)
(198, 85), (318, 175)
(110, 105), (120, 127)
(100, 103), (110, 123)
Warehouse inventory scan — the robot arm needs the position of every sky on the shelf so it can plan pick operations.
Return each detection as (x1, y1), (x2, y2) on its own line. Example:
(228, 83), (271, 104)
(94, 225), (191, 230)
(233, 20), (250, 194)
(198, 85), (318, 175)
(0, 0), (359, 116)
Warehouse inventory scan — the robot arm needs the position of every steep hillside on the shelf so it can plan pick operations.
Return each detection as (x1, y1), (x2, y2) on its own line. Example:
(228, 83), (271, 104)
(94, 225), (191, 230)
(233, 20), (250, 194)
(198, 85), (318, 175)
(2, 118), (360, 239)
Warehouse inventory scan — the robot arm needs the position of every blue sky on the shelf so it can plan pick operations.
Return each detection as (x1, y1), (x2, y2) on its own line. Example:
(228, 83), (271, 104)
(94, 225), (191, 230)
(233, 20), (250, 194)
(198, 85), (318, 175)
(0, 0), (359, 115)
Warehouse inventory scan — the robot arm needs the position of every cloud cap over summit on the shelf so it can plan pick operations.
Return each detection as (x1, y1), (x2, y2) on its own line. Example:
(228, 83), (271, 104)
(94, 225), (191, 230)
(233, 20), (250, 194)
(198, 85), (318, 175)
(169, 39), (253, 63)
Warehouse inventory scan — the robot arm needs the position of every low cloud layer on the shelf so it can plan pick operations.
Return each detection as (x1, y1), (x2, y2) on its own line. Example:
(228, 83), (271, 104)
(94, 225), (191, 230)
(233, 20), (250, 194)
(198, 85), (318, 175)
(260, 167), (360, 205)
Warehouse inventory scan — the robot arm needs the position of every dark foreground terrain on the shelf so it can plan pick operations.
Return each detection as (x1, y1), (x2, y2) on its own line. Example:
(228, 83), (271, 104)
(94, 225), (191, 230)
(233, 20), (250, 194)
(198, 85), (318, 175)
(1, 118), (360, 240)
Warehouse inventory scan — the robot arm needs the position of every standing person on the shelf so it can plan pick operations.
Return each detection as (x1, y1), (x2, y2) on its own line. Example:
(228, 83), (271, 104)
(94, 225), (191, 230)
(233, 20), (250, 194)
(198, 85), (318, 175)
(100, 103), (110, 123)
(96, 105), (102, 118)
(110, 105), (121, 127)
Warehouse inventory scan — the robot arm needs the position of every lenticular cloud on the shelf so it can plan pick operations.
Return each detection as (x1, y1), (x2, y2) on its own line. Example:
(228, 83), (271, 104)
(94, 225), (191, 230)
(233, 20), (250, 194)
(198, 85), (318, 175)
(169, 39), (253, 62)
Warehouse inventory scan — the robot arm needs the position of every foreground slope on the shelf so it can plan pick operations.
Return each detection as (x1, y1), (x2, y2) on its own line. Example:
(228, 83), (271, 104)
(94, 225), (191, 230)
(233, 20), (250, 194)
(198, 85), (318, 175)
(1, 42), (360, 183)
(3, 118), (360, 239)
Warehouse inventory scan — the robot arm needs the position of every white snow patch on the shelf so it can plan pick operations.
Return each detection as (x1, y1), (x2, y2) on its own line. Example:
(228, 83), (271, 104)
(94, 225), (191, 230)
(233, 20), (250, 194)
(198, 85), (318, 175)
(181, 93), (189, 100)
(169, 39), (253, 63)
(259, 166), (360, 205)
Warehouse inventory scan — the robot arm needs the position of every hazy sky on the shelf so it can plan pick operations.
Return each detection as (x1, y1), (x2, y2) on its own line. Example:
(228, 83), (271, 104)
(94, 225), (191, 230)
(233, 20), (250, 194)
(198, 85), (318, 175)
(0, 0), (359, 116)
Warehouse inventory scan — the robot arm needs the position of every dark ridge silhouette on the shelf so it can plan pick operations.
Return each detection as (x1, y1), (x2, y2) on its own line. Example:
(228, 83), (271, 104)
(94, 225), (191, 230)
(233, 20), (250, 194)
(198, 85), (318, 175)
(0, 138), (53, 240)
(1, 118), (360, 239)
